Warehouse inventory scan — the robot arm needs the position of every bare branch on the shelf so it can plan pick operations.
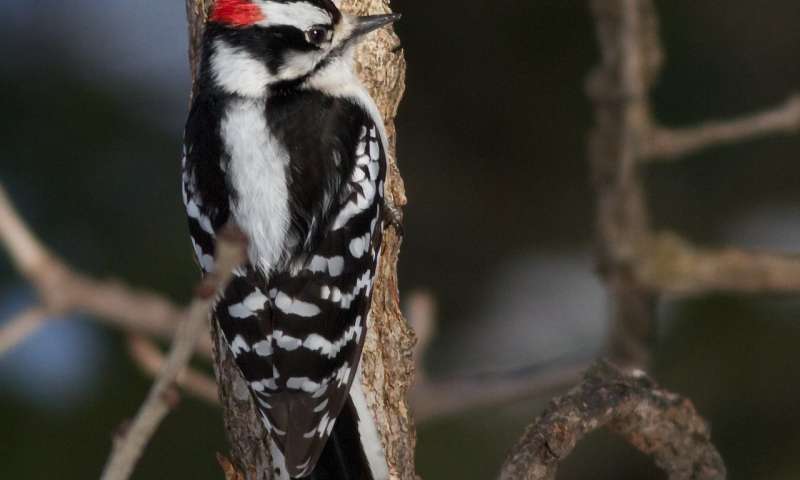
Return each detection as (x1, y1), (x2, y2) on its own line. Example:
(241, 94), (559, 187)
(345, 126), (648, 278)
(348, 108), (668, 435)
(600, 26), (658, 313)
(587, 0), (661, 369)
(636, 232), (800, 295)
(0, 182), (213, 359)
(128, 335), (219, 405)
(0, 306), (50, 356)
(644, 95), (800, 162)
(405, 290), (589, 421)
(499, 360), (726, 480)
(100, 227), (246, 480)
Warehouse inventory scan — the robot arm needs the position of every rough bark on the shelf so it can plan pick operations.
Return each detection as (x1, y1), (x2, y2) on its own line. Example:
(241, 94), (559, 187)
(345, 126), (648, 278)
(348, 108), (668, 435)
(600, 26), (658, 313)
(499, 361), (726, 480)
(184, 1), (416, 479)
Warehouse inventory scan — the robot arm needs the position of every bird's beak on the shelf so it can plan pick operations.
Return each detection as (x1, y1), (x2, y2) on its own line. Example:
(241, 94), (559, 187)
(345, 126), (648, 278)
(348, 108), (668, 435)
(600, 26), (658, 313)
(349, 13), (401, 42)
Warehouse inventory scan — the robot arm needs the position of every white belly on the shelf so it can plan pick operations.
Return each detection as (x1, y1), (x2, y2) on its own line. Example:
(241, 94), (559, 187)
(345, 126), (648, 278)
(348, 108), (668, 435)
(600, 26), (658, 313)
(222, 98), (291, 275)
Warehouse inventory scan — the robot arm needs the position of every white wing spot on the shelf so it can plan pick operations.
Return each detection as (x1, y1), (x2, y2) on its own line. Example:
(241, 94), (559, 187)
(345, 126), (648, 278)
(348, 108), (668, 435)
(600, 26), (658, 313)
(243, 289), (268, 310)
(253, 339), (273, 357)
(228, 289), (268, 319)
(228, 303), (252, 319)
(352, 166), (366, 182)
(230, 335), (251, 356)
(308, 255), (345, 277)
(287, 377), (321, 393)
(274, 292), (321, 317)
(274, 330), (303, 351)
(349, 233), (370, 259)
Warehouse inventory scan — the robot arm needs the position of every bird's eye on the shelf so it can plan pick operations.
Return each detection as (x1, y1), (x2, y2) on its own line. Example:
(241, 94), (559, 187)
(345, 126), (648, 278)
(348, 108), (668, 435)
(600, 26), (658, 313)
(305, 26), (331, 46)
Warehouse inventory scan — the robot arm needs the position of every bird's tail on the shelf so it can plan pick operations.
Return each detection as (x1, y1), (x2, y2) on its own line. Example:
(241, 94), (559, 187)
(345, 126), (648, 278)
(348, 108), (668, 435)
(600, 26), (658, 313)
(271, 378), (390, 480)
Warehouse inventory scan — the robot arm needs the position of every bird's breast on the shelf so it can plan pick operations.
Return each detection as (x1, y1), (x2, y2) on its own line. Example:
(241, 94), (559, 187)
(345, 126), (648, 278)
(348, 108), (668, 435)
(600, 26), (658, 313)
(222, 98), (292, 274)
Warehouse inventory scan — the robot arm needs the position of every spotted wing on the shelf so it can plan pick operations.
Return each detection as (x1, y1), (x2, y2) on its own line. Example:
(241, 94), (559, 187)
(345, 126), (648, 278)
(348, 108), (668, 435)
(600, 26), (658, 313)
(182, 92), (231, 274)
(215, 122), (387, 478)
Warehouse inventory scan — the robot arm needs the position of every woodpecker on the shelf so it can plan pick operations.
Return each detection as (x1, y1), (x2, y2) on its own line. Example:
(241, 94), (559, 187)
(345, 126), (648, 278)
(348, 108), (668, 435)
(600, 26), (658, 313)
(181, 1), (399, 478)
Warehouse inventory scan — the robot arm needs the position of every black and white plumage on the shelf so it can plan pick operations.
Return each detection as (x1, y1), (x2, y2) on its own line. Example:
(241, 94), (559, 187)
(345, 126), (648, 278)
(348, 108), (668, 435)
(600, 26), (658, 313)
(181, 1), (398, 478)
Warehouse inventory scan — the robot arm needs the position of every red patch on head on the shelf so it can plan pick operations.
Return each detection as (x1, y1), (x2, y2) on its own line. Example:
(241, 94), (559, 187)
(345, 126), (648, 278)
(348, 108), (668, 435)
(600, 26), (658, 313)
(210, 0), (265, 27)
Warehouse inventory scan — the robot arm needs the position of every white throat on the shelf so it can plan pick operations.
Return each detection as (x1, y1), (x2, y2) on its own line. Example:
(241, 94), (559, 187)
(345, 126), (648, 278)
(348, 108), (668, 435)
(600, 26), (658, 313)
(210, 40), (272, 97)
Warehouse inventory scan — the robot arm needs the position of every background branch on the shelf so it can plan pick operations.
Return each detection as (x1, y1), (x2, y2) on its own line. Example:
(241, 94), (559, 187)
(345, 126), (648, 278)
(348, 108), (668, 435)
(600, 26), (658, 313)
(2, 174), (586, 433)
(498, 360), (726, 480)
(589, 0), (800, 370)
(0, 183), (213, 359)
(636, 233), (800, 295)
(405, 290), (590, 422)
(411, 361), (588, 423)
(100, 226), (246, 480)
(587, 0), (660, 369)
(128, 334), (219, 405)
(0, 306), (50, 356)
(644, 94), (800, 161)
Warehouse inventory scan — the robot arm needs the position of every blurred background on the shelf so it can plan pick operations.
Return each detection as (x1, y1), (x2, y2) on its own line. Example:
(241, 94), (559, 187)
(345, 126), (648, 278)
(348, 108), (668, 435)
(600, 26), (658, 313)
(2, 0), (800, 478)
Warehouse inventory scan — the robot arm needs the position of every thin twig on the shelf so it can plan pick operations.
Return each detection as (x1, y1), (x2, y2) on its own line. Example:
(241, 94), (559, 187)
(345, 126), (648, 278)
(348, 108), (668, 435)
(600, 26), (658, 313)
(128, 335), (219, 405)
(411, 360), (589, 423)
(405, 290), (590, 421)
(0, 306), (50, 356)
(498, 360), (726, 480)
(100, 226), (246, 480)
(0, 184), (51, 277)
(644, 95), (800, 161)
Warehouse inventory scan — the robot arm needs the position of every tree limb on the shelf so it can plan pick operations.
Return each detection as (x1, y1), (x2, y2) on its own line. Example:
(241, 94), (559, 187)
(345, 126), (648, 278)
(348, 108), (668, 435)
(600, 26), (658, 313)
(0, 183), (213, 359)
(587, 0), (661, 369)
(636, 232), (800, 295)
(643, 94), (800, 162)
(498, 360), (726, 480)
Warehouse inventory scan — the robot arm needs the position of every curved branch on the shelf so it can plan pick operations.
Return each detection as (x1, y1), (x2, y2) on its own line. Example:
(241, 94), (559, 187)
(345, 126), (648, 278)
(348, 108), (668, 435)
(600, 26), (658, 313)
(499, 360), (726, 480)
(0, 183), (213, 358)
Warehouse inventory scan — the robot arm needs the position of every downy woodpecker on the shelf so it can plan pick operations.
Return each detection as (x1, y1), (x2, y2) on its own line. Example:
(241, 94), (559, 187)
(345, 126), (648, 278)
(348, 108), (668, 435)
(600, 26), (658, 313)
(181, 0), (399, 478)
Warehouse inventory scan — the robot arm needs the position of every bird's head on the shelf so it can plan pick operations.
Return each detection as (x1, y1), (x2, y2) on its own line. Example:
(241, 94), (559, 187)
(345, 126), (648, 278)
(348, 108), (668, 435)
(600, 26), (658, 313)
(203, 0), (400, 96)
